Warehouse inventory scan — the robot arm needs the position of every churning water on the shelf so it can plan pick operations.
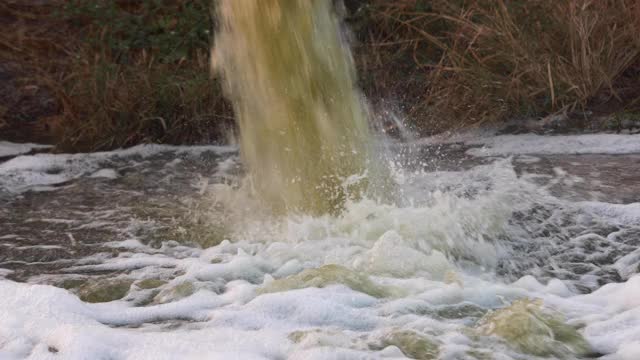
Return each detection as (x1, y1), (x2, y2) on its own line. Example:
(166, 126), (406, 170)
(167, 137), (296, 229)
(2, 137), (640, 359)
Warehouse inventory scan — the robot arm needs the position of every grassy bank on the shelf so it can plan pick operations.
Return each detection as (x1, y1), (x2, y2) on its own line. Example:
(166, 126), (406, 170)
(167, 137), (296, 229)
(1, 0), (232, 151)
(353, 0), (640, 133)
(1, 0), (639, 151)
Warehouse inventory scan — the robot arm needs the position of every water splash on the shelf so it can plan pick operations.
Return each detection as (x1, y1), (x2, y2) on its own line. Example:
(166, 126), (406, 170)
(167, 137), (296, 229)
(213, 0), (387, 215)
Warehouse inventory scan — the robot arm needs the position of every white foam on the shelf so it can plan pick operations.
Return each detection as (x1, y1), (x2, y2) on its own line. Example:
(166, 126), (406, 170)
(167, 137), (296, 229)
(409, 132), (640, 156)
(5, 246), (640, 359)
(0, 141), (51, 158)
(0, 282), (287, 360)
(578, 202), (640, 225)
(466, 133), (640, 156)
(0, 144), (235, 193)
(89, 168), (119, 179)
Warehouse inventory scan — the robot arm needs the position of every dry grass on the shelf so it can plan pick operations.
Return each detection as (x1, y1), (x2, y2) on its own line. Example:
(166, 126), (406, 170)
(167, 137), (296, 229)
(0, 1), (69, 142)
(57, 59), (232, 151)
(0, 0), (232, 151)
(3, 0), (639, 145)
(357, 0), (640, 131)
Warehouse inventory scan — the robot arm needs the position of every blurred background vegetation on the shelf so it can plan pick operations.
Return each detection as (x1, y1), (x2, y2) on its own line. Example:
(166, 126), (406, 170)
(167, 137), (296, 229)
(1, 0), (639, 151)
(1, 0), (232, 151)
(352, 0), (640, 134)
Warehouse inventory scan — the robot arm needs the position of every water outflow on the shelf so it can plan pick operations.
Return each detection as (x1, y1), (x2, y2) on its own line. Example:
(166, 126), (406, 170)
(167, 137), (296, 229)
(213, 0), (386, 215)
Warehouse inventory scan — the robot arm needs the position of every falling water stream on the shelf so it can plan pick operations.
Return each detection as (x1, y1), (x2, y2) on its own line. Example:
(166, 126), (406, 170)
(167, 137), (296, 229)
(1, 1), (640, 359)
(213, 0), (389, 215)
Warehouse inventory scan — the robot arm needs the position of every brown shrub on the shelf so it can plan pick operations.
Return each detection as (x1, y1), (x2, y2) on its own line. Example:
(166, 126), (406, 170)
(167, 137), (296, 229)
(358, 0), (640, 131)
(56, 55), (232, 152)
(0, 0), (232, 151)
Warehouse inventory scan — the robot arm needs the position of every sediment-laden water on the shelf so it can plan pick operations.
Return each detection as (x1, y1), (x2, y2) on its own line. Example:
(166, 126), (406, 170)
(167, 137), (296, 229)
(213, 0), (389, 215)
(1, 134), (640, 359)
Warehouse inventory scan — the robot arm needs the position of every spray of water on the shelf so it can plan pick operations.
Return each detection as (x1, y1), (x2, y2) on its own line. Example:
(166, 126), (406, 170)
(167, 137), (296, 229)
(213, 0), (388, 215)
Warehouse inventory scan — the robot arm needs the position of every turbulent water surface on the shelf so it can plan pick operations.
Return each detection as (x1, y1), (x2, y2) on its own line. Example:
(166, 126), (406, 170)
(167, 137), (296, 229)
(1, 134), (640, 359)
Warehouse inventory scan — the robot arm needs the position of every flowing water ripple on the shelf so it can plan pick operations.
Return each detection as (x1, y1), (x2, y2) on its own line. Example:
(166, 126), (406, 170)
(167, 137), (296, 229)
(1, 142), (640, 359)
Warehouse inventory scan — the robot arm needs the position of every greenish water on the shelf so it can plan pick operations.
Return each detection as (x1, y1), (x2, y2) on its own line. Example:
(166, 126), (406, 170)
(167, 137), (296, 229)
(214, 0), (386, 215)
